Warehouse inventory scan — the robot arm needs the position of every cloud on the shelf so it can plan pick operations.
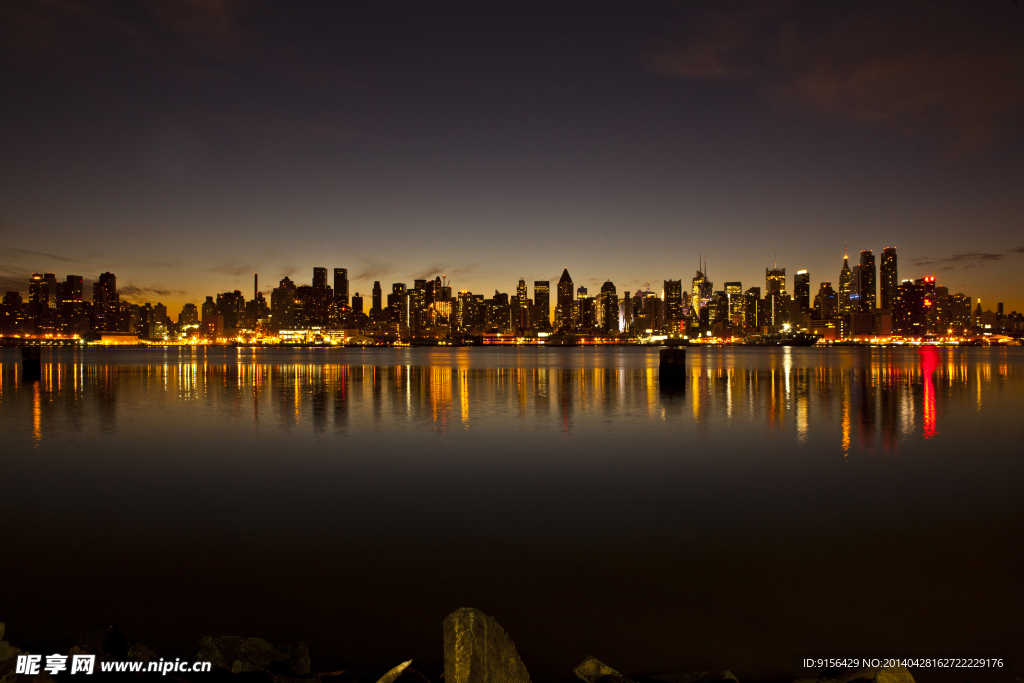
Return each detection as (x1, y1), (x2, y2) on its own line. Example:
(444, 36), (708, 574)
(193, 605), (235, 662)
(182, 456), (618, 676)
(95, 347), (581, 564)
(1009, 246), (1024, 253)
(911, 252), (1004, 268)
(352, 258), (393, 282)
(210, 259), (255, 277)
(0, 246), (90, 264)
(118, 283), (188, 303)
(648, 2), (1024, 152)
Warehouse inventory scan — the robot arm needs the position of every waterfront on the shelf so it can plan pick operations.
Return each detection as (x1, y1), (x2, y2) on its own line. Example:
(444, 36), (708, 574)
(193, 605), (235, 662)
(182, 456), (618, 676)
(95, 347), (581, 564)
(1, 346), (1022, 682)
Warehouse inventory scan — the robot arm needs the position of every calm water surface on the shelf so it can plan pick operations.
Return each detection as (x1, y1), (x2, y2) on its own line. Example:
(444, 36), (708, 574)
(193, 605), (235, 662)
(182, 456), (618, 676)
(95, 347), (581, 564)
(1, 346), (1022, 682)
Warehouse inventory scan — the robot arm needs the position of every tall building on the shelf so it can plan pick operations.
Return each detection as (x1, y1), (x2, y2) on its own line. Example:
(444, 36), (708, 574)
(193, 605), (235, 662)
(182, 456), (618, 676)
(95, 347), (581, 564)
(555, 268), (573, 332)
(814, 282), (837, 319)
(664, 280), (683, 332)
(334, 268), (349, 307)
(533, 281), (550, 330)
(851, 250), (876, 312)
(92, 271), (119, 332)
(372, 281), (382, 314)
(313, 267), (328, 290)
(838, 247), (852, 315)
(599, 281), (619, 334)
(765, 266), (785, 295)
(179, 303), (199, 326)
(880, 247), (898, 311)
(271, 276), (297, 330)
(725, 282), (744, 327)
(28, 272), (58, 316)
(794, 270), (810, 313)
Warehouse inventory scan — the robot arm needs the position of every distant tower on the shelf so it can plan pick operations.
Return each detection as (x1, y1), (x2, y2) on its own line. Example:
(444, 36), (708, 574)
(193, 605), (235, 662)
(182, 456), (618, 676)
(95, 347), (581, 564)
(794, 270), (810, 313)
(313, 267), (328, 290)
(533, 280), (550, 330)
(838, 246), (852, 315)
(372, 281), (382, 314)
(555, 268), (573, 332)
(880, 247), (898, 311)
(333, 268), (349, 307)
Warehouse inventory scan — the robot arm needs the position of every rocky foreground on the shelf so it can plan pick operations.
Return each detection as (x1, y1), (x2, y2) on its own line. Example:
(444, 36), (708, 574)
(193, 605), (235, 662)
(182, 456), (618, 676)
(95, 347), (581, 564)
(2, 609), (920, 683)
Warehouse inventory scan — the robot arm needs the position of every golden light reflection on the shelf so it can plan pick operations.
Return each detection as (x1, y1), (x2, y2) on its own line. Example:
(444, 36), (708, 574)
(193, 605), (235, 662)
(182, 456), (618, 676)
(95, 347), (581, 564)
(1, 349), (1016, 454)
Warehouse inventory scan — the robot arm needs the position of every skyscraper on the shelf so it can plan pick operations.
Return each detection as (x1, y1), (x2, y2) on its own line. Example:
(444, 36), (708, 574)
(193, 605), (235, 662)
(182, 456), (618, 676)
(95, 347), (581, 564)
(92, 272), (119, 332)
(664, 280), (683, 332)
(794, 270), (810, 313)
(334, 268), (349, 307)
(372, 281), (382, 314)
(313, 267), (328, 290)
(725, 282), (743, 327)
(555, 268), (573, 332)
(765, 266), (785, 295)
(838, 247), (852, 315)
(880, 247), (898, 311)
(599, 281), (619, 334)
(533, 281), (550, 330)
(852, 250), (877, 312)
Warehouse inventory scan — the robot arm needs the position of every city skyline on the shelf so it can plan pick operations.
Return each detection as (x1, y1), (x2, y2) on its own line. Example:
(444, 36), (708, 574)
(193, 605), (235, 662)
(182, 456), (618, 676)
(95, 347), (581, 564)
(4, 242), (1023, 318)
(5, 242), (1020, 344)
(2, 2), (1024, 312)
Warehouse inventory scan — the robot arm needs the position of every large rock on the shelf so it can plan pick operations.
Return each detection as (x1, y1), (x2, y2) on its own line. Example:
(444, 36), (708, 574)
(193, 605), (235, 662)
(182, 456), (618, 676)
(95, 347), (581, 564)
(794, 666), (914, 683)
(376, 661), (413, 683)
(443, 608), (531, 683)
(195, 636), (310, 676)
(574, 656), (629, 683)
(651, 673), (738, 683)
(70, 624), (130, 660)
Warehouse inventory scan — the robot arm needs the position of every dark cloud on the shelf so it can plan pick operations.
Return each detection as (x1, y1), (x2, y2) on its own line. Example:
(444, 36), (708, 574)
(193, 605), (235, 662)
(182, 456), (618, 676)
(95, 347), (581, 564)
(412, 264), (450, 280)
(352, 258), (393, 282)
(118, 283), (187, 303)
(648, 2), (1024, 152)
(0, 246), (90, 264)
(1009, 247), (1024, 253)
(211, 259), (255, 277)
(911, 252), (1004, 268)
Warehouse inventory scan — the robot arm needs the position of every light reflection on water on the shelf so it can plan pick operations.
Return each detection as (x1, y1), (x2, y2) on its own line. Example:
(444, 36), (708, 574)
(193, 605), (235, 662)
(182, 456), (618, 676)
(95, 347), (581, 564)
(2, 346), (1023, 681)
(2, 346), (1018, 456)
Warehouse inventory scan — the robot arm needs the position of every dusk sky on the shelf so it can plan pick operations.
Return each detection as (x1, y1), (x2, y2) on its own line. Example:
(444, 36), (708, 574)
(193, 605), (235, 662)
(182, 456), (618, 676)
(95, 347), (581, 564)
(2, 0), (1023, 313)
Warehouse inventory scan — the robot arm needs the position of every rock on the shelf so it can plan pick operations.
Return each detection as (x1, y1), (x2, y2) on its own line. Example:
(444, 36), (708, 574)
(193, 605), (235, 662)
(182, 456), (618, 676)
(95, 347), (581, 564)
(574, 657), (629, 683)
(443, 608), (532, 683)
(376, 661), (413, 683)
(650, 672), (738, 683)
(873, 668), (913, 683)
(195, 636), (310, 676)
(127, 644), (158, 664)
(73, 623), (130, 660)
(0, 640), (22, 666)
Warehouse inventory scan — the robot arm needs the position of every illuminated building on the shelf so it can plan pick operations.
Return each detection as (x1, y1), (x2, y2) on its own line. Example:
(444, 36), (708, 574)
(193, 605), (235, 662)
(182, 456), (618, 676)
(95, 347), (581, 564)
(28, 272), (58, 317)
(851, 250), (876, 312)
(372, 281), (382, 315)
(555, 268), (573, 332)
(333, 268), (349, 307)
(814, 282), (837, 319)
(724, 282), (743, 328)
(765, 264), (787, 329)
(179, 303), (199, 326)
(599, 281), (619, 334)
(533, 280), (550, 330)
(880, 247), (898, 311)
(664, 280), (683, 332)
(793, 270), (810, 313)
(838, 247), (852, 315)
(270, 276), (297, 330)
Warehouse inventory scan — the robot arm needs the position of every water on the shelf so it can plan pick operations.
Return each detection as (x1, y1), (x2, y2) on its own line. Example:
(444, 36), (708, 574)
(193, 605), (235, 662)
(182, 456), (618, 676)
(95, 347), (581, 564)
(2, 346), (1022, 682)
